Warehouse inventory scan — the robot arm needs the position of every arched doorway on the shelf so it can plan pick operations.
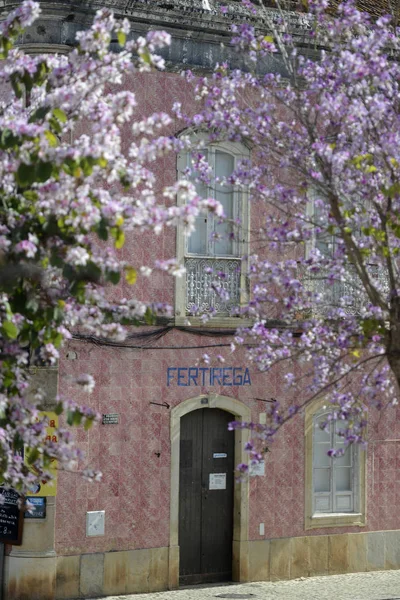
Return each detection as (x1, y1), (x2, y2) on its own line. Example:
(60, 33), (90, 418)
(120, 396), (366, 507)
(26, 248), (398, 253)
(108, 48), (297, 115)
(179, 408), (234, 584)
(168, 394), (250, 589)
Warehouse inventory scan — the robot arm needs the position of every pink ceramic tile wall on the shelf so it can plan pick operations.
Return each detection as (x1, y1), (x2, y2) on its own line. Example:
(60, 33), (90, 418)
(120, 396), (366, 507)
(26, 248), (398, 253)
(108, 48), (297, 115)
(55, 70), (400, 555)
(56, 330), (400, 555)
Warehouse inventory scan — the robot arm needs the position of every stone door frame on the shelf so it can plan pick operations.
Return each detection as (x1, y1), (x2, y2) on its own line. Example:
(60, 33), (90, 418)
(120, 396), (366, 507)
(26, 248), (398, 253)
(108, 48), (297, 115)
(168, 393), (250, 588)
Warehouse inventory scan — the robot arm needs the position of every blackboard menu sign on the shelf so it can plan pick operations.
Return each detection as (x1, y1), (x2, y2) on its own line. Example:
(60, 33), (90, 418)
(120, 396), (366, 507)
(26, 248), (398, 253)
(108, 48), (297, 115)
(0, 487), (24, 545)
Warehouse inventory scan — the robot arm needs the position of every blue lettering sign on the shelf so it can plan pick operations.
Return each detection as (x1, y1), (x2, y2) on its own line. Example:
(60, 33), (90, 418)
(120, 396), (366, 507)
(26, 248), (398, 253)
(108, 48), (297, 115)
(243, 368), (251, 385)
(212, 368), (222, 385)
(222, 367), (233, 386)
(177, 368), (188, 386)
(166, 367), (251, 387)
(199, 367), (207, 386)
(233, 368), (242, 386)
(188, 367), (198, 386)
(167, 368), (177, 386)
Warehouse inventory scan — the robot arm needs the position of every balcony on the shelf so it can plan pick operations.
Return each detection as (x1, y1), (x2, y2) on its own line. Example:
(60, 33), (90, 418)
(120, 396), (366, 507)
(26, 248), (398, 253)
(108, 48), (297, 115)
(304, 264), (390, 317)
(185, 257), (242, 316)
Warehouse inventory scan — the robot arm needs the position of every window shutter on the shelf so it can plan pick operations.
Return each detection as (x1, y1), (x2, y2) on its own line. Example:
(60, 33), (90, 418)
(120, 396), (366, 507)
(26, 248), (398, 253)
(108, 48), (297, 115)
(313, 417), (332, 513)
(312, 413), (355, 515)
(187, 151), (209, 256)
(213, 150), (235, 256)
(333, 423), (354, 512)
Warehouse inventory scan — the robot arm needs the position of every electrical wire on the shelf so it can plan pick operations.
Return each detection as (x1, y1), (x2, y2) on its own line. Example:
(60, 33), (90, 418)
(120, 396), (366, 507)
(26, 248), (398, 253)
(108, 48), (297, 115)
(71, 319), (290, 351)
(72, 326), (236, 350)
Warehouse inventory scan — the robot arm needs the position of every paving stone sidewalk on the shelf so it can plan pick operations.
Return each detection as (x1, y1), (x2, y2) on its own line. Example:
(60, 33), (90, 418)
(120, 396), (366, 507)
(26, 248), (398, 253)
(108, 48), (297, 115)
(93, 570), (400, 600)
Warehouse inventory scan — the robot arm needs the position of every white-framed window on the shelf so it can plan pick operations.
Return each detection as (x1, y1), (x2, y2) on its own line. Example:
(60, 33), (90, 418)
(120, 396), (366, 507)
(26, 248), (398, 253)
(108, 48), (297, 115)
(304, 190), (389, 317)
(313, 411), (357, 514)
(175, 139), (250, 323)
(187, 148), (239, 258)
(304, 401), (366, 530)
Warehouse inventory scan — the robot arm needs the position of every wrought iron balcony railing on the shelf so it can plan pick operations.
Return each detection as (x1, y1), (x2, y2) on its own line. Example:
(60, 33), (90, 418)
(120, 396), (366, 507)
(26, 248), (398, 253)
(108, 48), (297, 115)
(185, 259), (390, 319)
(303, 264), (390, 317)
(185, 257), (242, 315)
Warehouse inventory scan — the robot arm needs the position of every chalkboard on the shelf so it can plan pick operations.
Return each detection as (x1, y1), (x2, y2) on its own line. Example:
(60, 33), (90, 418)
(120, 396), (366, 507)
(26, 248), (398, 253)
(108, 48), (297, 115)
(0, 487), (24, 545)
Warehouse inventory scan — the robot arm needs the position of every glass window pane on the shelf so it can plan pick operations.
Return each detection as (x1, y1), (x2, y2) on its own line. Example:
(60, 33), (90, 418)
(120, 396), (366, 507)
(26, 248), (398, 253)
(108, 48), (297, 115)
(335, 421), (348, 442)
(314, 197), (334, 257)
(336, 494), (352, 512)
(188, 152), (209, 255)
(188, 215), (207, 255)
(314, 468), (330, 492)
(195, 182), (208, 199)
(214, 203), (234, 255)
(335, 467), (351, 491)
(315, 495), (331, 512)
(336, 447), (351, 467)
(314, 420), (330, 442)
(214, 151), (234, 256)
(190, 150), (208, 184)
(215, 150), (234, 180)
(315, 233), (333, 257)
(313, 443), (331, 467)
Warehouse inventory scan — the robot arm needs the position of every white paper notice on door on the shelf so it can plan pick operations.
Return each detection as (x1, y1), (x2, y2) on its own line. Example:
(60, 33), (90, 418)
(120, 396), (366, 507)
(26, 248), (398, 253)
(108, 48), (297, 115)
(209, 473), (226, 490)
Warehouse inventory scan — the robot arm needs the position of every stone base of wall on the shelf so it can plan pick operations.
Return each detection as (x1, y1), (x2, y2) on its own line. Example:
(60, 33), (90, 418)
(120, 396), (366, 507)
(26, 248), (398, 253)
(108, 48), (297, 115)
(4, 554), (56, 600)
(6, 531), (400, 599)
(248, 530), (400, 582)
(55, 547), (169, 599)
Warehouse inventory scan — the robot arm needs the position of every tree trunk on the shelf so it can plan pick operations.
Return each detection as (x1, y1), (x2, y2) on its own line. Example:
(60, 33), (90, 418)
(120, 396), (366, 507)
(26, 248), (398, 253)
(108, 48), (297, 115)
(387, 297), (400, 389)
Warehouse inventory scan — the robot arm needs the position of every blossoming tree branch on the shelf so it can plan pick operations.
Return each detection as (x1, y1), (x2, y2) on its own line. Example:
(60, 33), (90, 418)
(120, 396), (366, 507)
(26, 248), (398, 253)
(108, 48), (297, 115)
(0, 1), (221, 492)
(177, 0), (400, 469)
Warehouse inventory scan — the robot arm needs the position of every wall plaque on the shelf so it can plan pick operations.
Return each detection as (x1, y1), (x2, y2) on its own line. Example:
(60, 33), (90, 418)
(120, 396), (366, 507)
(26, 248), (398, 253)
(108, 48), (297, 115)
(0, 487), (24, 545)
(209, 473), (226, 490)
(25, 497), (46, 519)
(102, 413), (119, 425)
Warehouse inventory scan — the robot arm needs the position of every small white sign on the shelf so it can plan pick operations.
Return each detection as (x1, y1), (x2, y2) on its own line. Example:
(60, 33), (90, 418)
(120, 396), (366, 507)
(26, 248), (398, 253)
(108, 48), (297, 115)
(249, 460), (265, 477)
(86, 511), (105, 537)
(213, 453), (227, 459)
(209, 473), (226, 490)
(102, 413), (119, 425)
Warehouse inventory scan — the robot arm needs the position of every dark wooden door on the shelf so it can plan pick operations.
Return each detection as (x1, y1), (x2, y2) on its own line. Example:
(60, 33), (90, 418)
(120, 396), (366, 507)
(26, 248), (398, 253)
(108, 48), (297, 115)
(179, 408), (234, 585)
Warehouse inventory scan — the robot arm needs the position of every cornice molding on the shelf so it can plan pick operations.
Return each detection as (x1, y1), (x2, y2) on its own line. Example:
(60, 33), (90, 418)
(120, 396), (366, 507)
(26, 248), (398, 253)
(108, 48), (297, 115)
(0, 1), (312, 41)
(17, 42), (71, 54)
(0, 1), (314, 72)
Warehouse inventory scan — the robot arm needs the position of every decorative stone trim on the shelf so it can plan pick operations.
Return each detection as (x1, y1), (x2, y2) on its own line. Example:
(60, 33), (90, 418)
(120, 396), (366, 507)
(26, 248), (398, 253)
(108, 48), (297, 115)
(17, 44), (71, 55)
(169, 394), (251, 587)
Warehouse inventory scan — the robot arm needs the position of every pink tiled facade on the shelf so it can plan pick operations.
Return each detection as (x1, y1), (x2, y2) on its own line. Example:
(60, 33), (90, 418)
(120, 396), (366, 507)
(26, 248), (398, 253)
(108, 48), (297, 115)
(57, 69), (400, 546)
(2, 6), (398, 600)
(57, 326), (400, 555)
(54, 69), (400, 582)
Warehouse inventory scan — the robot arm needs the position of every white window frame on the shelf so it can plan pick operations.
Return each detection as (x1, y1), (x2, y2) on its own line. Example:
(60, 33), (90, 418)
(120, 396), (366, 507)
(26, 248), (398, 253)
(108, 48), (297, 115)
(185, 148), (240, 259)
(304, 189), (390, 319)
(304, 190), (367, 317)
(175, 137), (251, 326)
(304, 400), (366, 530)
(312, 410), (357, 514)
